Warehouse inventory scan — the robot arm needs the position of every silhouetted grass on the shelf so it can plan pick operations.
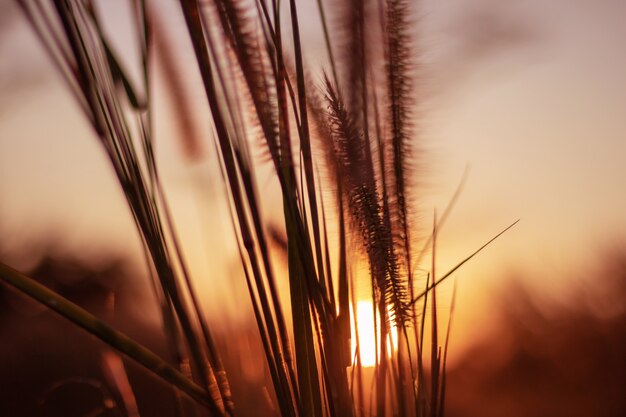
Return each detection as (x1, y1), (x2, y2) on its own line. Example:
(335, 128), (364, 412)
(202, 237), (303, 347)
(0, 1), (517, 416)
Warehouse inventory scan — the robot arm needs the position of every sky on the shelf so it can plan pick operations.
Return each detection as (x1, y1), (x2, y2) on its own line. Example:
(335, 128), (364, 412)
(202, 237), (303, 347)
(1, 0), (625, 355)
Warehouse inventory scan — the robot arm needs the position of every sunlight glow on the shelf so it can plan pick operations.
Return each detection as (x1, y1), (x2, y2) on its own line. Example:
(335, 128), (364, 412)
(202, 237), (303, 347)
(351, 300), (398, 367)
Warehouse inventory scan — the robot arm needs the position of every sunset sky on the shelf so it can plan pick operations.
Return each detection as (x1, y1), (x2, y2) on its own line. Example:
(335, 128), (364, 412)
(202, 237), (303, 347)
(1, 0), (625, 357)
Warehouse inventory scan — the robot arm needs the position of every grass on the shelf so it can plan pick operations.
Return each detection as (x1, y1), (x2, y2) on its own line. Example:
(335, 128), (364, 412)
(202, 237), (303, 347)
(0, 1), (516, 416)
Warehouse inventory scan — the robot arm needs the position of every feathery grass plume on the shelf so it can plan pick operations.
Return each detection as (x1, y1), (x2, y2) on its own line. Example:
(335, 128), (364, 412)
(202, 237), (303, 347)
(323, 76), (409, 326)
(384, 0), (415, 284)
(211, 0), (281, 168)
(381, 3), (423, 413)
(322, 72), (397, 417)
(327, 0), (414, 345)
(336, 0), (368, 124)
(307, 75), (341, 183)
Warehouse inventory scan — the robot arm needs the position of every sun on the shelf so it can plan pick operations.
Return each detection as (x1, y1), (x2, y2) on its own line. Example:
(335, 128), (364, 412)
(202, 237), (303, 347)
(351, 300), (398, 367)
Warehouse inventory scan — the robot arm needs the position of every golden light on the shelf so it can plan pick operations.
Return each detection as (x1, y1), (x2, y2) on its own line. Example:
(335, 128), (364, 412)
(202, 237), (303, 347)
(351, 300), (399, 367)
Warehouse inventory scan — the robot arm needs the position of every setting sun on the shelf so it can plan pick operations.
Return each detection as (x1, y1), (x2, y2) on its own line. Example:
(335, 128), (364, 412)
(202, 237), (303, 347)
(3, 0), (626, 416)
(351, 300), (399, 367)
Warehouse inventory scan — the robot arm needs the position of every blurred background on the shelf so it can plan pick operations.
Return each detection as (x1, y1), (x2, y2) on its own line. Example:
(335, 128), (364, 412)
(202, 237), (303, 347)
(1, 0), (625, 416)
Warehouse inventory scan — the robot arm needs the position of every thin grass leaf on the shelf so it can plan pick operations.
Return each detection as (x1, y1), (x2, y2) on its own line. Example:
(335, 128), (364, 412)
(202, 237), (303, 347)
(288, 0), (329, 320)
(0, 262), (222, 414)
(213, 0), (281, 169)
(178, 3), (301, 415)
(410, 219), (520, 306)
(314, 0), (339, 86)
(437, 280), (457, 417)
(430, 212), (440, 417)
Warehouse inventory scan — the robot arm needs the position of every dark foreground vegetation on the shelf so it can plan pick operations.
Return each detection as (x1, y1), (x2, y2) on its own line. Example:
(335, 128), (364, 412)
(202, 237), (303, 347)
(1, 249), (625, 417)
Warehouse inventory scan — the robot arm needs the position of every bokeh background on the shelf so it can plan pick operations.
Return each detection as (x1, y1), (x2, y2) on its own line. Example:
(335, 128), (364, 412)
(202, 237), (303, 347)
(1, 0), (625, 416)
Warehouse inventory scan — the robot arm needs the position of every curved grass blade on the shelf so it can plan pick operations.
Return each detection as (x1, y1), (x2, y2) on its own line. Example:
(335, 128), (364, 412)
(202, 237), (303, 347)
(0, 262), (223, 414)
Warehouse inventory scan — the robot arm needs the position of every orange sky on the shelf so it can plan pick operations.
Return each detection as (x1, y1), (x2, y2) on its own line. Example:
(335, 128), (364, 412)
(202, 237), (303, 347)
(1, 0), (625, 358)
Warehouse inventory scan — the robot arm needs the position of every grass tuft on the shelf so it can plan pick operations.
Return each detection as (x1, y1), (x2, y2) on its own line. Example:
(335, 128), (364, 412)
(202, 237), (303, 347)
(4, 1), (519, 416)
